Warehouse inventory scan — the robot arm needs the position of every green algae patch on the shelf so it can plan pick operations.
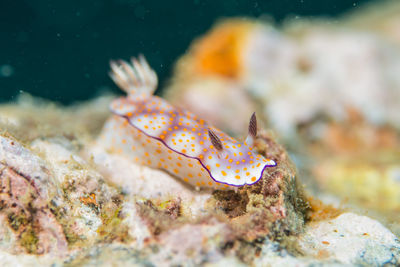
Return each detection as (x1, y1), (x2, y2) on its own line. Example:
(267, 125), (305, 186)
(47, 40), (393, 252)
(97, 199), (132, 244)
(19, 227), (39, 254)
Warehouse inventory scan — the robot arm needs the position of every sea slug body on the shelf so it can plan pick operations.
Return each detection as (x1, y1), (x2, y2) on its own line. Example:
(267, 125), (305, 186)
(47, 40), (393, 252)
(100, 55), (276, 190)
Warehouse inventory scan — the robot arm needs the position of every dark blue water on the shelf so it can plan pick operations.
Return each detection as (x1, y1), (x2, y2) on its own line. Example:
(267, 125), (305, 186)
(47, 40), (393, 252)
(0, 0), (371, 104)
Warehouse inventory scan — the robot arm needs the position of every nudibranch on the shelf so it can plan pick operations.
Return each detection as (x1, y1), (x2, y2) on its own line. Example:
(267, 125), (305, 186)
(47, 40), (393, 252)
(100, 55), (276, 190)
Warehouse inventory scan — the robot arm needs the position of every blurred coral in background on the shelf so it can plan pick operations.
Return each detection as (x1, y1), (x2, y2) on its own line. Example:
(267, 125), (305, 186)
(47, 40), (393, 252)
(165, 1), (400, 233)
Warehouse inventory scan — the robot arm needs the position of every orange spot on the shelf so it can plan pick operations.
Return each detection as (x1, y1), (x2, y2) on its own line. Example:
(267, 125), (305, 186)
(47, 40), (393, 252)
(221, 170), (227, 176)
(235, 175), (240, 180)
(80, 193), (97, 206)
(215, 163), (220, 167)
(173, 169), (179, 174)
(122, 139), (127, 144)
(182, 149), (187, 153)
(251, 176), (256, 182)
(235, 169), (240, 173)
(246, 172), (250, 176)
(208, 155), (212, 159)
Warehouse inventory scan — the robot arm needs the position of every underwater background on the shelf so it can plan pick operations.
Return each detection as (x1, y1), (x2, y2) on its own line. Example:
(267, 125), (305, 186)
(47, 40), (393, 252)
(0, 0), (372, 103)
(1, 0), (400, 265)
